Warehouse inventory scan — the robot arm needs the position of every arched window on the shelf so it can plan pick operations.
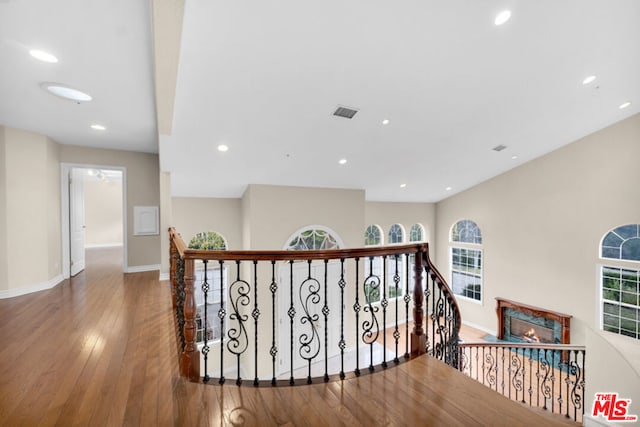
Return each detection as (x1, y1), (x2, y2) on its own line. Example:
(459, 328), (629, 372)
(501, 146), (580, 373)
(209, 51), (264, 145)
(188, 231), (228, 345)
(409, 223), (425, 242)
(285, 226), (342, 250)
(450, 220), (483, 302)
(188, 231), (227, 250)
(365, 224), (383, 246)
(388, 223), (405, 244)
(600, 224), (640, 340)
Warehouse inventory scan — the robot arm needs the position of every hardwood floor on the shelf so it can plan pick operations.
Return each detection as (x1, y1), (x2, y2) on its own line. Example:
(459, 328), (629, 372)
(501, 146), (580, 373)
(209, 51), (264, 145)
(0, 248), (578, 426)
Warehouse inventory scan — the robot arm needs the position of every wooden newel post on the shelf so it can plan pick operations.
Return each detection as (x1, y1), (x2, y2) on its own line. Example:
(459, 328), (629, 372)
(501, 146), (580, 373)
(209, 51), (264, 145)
(180, 257), (201, 380)
(411, 248), (426, 358)
(170, 239), (177, 309)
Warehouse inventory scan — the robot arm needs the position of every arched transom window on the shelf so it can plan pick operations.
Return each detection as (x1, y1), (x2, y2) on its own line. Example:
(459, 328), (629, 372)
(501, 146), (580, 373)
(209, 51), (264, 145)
(388, 224), (404, 244)
(409, 223), (425, 242)
(286, 227), (341, 251)
(600, 224), (640, 340)
(364, 224), (383, 246)
(188, 231), (227, 250)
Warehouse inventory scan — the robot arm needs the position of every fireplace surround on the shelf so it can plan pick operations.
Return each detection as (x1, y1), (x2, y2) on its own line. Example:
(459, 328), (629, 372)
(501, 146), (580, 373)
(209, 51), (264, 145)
(496, 298), (571, 344)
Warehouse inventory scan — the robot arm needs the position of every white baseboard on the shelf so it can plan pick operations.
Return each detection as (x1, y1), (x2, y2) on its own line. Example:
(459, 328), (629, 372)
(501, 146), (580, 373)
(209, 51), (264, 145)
(159, 272), (170, 281)
(125, 264), (160, 273)
(0, 274), (64, 299)
(85, 243), (123, 249)
(462, 320), (496, 337)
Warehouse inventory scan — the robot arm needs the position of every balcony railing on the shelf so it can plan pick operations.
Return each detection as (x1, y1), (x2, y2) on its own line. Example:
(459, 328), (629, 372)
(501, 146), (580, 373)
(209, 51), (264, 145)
(169, 227), (461, 386)
(459, 342), (586, 423)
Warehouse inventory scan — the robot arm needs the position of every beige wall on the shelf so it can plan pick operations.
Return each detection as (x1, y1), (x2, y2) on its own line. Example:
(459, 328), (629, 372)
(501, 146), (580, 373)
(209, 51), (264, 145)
(243, 184), (365, 250)
(435, 113), (640, 404)
(0, 128), (7, 290)
(84, 178), (123, 246)
(365, 201), (436, 245)
(159, 171), (172, 278)
(172, 197), (242, 249)
(60, 145), (160, 268)
(0, 127), (61, 292)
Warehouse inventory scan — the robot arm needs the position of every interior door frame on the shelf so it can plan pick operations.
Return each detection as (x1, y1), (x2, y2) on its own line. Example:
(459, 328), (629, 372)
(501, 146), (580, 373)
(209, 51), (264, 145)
(60, 163), (128, 278)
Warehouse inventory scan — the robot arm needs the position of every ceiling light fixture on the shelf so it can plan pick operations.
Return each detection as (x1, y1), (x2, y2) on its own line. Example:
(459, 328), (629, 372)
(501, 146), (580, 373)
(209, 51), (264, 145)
(382, 119), (390, 125)
(90, 124), (106, 131)
(445, 187), (452, 191)
(338, 158), (347, 165)
(217, 144), (229, 152)
(582, 75), (597, 85)
(619, 101), (632, 109)
(29, 49), (58, 63)
(400, 183), (407, 188)
(40, 82), (92, 102)
(511, 155), (518, 160)
(494, 10), (512, 26)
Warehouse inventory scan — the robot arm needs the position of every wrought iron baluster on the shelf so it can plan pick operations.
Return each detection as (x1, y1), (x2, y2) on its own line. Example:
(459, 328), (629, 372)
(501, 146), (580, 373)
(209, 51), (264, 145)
(269, 261), (277, 386)
(354, 258), (361, 377)
(501, 346), (505, 395)
(218, 260), (225, 385)
(252, 261), (259, 386)
(403, 254), (410, 359)
(227, 261), (250, 386)
(299, 260), (321, 384)
(202, 260), (210, 383)
(528, 349), (533, 405)
(392, 255), (402, 364)
(338, 259), (346, 379)
(176, 257), (186, 352)
(323, 259), (329, 382)
(288, 260), (295, 385)
(362, 256), (380, 372)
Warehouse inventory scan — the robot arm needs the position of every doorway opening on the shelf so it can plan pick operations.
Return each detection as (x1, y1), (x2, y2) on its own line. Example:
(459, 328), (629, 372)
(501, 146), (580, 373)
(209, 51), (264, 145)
(61, 164), (126, 278)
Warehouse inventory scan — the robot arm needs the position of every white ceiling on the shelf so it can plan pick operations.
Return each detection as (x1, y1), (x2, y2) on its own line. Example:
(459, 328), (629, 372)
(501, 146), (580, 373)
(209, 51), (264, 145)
(2, 1), (639, 202)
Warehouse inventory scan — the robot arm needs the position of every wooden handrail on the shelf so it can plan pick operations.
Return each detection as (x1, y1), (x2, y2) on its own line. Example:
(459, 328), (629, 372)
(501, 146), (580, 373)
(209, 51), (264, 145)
(168, 226), (461, 384)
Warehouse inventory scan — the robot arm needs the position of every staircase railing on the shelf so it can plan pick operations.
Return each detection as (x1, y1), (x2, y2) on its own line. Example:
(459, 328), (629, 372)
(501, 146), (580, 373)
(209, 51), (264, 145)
(169, 227), (460, 386)
(459, 342), (586, 423)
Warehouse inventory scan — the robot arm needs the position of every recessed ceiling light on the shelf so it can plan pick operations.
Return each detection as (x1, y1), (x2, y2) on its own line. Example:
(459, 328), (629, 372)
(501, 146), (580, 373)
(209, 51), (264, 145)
(29, 49), (58, 63)
(511, 155), (518, 160)
(400, 183), (407, 188)
(217, 144), (229, 152)
(338, 158), (347, 165)
(90, 124), (106, 131)
(382, 119), (390, 125)
(494, 10), (511, 26)
(582, 75), (597, 85)
(40, 82), (92, 102)
(619, 101), (632, 109)
(445, 186), (452, 191)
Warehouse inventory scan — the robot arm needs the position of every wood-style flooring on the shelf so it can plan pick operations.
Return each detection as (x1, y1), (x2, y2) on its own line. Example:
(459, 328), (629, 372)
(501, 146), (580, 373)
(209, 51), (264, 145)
(0, 247), (578, 426)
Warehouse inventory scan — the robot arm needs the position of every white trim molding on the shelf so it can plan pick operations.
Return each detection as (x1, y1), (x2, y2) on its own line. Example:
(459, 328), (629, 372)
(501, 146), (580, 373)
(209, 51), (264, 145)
(0, 274), (64, 299)
(85, 243), (124, 249)
(125, 264), (161, 273)
(159, 272), (170, 281)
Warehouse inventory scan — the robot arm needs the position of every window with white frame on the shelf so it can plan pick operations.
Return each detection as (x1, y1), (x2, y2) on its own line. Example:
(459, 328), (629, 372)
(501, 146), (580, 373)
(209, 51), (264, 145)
(386, 224), (405, 300)
(600, 224), (640, 340)
(409, 223), (425, 242)
(364, 225), (383, 304)
(188, 231), (229, 344)
(194, 264), (227, 343)
(450, 220), (483, 302)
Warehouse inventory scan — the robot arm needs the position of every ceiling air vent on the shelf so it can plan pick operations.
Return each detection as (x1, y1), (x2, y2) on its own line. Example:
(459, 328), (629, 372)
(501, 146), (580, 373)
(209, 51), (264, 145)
(492, 144), (508, 152)
(333, 105), (359, 119)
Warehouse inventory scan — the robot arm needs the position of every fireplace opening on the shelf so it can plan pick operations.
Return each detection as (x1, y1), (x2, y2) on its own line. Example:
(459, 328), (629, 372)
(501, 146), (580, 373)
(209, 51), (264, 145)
(510, 318), (554, 343)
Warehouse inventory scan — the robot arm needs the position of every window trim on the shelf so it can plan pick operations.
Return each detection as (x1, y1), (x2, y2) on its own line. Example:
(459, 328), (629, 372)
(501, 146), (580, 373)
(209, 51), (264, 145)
(449, 220), (483, 304)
